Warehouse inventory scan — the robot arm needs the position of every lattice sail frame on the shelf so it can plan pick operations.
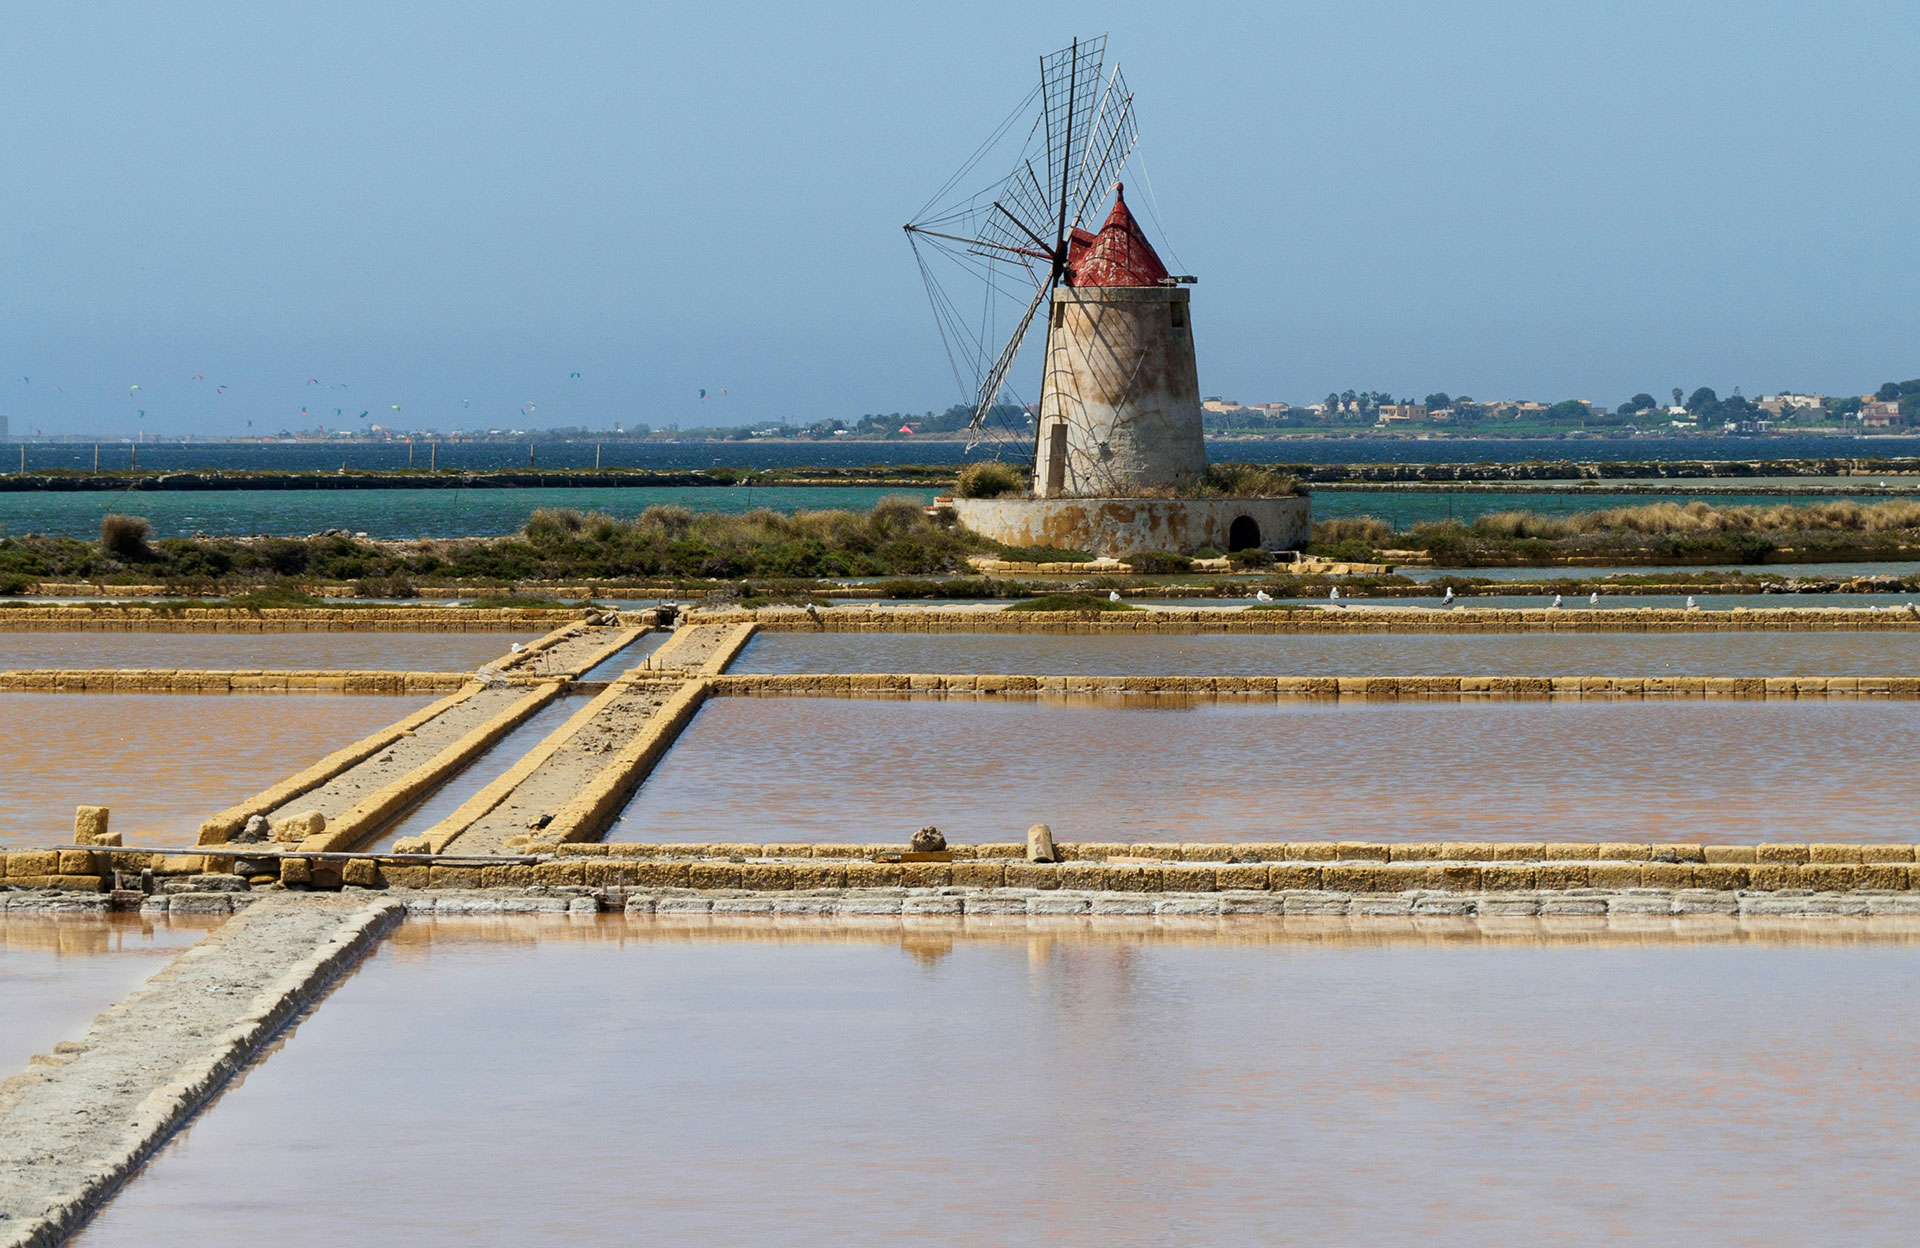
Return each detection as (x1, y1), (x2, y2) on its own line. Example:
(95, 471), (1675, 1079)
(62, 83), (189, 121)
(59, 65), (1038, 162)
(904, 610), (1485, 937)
(904, 36), (1138, 447)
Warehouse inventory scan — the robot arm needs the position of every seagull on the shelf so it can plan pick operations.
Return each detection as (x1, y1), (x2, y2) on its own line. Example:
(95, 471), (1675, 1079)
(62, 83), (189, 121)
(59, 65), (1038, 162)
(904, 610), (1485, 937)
(1589, 592), (1599, 606)
(1329, 586), (1341, 602)
(509, 642), (525, 653)
(1686, 595), (1698, 609)
(1108, 590), (1121, 602)
(1254, 589), (1273, 602)
(1442, 586), (1454, 604)
(1552, 594), (1563, 608)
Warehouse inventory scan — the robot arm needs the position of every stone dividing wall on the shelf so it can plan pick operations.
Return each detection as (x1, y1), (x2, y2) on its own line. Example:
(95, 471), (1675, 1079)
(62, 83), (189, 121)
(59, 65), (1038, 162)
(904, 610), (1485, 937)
(0, 669), (471, 694)
(0, 607), (587, 633)
(696, 605), (1920, 633)
(709, 673), (1920, 699)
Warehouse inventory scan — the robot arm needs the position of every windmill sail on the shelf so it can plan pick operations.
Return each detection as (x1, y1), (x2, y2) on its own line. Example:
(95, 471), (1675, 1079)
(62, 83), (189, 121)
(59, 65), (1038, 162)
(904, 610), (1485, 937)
(905, 36), (1141, 443)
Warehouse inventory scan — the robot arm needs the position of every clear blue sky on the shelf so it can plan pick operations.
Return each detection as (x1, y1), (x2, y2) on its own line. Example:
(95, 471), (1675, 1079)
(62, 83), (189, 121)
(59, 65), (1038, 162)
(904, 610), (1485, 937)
(4, 0), (1917, 437)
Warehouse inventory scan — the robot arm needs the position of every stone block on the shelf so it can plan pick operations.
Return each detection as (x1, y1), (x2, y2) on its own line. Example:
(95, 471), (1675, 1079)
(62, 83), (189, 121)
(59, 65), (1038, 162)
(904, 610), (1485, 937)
(1435, 865), (1485, 892)
(429, 866), (482, 890)
(1533, 863), (1591, 891)
(1587, 863), (1643, 889)
(272, 810), (326, 843)
(1286, 842), (1341, 861)
(381, 865), (431, 889)
(1639, 863), (1696, 889)
(8, 850), (59, 878)
(1799, 865), (1860, 892)
(1389, 844), (1444, 861)
(1214, 865), (1270, 891)
(1808, 844), (1862, 864)
(1692, 864), (1751, 890)
(899, 864), (952, 889)
(73, 805), (110, 845)
(951, 863), (1007, 888)
(1323, 864), (1414, 893)
(845, 863), (904, 889)
(1176, 842), (1234, 862)
(1649, 843), (1706, 862)
(1703, 845), (1757, 864)
(1267, 863), (1326, 891)
(341, 858), (379, 887)
(1595, 843), (1652, 861)
(632, 862), (692, 889)
(1756, 843), (1809, 864)
(688, 863), (744, 889)
(47, 874), (106, 892)
(536, 861), (589, 887)
(1003, 863), (1062, 890)
(1492, 842), (1547, 862)
(1479, 865), (1540, 891)
(1747, 865), (1804, 891)
(1860, 845), (1915, 863)
(1334, 842), (1391, 862)
(740, 863), (795, 891)
(57, 849), (98, 876)
(1855, 864), (1910, 891)
(1437, 842), (1496, 863)
(280, 857), (312, 886)
(789, 864), (847, 890)
(1541, 843), (1601, 860)
(1101, 867), (1162, 893)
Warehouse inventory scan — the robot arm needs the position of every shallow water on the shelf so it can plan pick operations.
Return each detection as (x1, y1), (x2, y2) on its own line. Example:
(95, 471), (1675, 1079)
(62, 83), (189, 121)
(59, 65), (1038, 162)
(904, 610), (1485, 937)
(0, 631), (538, 672)
(0, 693), (432, 846)
(73, 918), (1920, 1247)
(616, 696), (1920, 844)
(366, 694), (588, 852)
(577, 630), (668, 681)
(738, 629), (1920, 678)
(0, 914), (220, 1080)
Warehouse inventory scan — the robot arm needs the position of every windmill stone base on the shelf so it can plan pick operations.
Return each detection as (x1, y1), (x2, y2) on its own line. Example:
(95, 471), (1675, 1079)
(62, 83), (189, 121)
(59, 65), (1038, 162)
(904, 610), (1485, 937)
(952, 495), (1309, 560)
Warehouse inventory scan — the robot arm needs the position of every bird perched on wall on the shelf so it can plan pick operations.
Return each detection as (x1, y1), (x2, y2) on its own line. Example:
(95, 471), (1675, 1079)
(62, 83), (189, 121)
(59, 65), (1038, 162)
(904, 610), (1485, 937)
(1255, 589), (1272, 602)
(1108, 590), (1121, 602)
(1552, 594), (1563, 609)
(1590, 592), (1599, 606)
(510, 643), (525, 653)
(1686, 596), (1698, 609)
(1442, 586), (1454, 604)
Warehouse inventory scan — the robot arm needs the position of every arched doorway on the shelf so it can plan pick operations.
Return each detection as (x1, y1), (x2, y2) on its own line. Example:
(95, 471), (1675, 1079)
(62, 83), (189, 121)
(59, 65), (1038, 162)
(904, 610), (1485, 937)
(1228, 514), (1261, 551)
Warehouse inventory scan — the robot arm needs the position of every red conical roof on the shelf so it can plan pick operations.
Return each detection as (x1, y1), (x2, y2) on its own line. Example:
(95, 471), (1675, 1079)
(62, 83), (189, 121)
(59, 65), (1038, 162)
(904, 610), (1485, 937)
(1065, 184), (1170, 287)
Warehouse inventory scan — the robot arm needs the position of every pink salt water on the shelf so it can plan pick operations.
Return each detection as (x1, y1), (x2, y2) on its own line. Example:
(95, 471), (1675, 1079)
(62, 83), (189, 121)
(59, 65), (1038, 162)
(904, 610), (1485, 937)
(0, 631), (539, 672)
(737, 628), (1920, 677)
(0, 913), (221, 1080)
(614, 695), (1920, 843)
(0, 693), (432, 846)
(71, 917), (1920, 1246)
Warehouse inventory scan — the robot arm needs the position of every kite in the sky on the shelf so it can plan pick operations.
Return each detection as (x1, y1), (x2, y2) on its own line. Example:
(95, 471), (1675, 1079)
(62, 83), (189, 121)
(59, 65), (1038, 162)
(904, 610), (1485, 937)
(192, 374), (203, 382)
(522, 403), (536, 414)
(137, 410), (144, 418)
(699, 389), (707, 400)
(462, 399), (470, 408)
(307, 378), (319, 385)
(216, 386), (226, 394)
(569, 371), (581, 379)
(128, 385), (140, 395)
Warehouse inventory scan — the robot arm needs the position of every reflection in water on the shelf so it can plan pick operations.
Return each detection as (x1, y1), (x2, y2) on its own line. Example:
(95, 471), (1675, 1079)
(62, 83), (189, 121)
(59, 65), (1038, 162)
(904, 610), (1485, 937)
(0, 632), (538, 672)
(0, 693), (432, 846)
(74, 917), (1920, 1247)
(615, 696), (1920, 844)
(0, 913), (221, 1083)
(577, 631), (669, 681)
(739, 628), (1920, 678)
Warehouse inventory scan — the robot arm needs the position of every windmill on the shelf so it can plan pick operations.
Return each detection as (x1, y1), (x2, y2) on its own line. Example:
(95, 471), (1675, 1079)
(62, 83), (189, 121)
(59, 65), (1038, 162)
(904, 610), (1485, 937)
(904, 36), (1147, 455)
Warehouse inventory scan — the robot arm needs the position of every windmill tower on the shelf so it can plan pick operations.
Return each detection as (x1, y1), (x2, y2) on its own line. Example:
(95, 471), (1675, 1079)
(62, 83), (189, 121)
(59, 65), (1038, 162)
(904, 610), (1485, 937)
(906, 37), (1307, 556)
(1033, 184), (1205, 497)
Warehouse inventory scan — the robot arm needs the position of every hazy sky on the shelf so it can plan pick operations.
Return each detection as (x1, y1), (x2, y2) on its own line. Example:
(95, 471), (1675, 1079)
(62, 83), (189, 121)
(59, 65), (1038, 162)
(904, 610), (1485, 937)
(5, 0), (1918, 436)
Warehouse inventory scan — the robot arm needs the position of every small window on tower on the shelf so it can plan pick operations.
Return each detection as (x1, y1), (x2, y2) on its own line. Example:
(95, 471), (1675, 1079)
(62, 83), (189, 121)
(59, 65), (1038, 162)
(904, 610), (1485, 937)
(1052, 303), (1065, 329)
(1170, 302), (1187, 329)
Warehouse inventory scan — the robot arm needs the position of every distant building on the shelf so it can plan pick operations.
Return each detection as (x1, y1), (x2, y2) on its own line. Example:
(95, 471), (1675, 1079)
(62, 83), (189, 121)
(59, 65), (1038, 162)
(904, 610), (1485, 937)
(1862, 400), (1902, 428)
(1758, 393), (1825, 415)
(1377, 403), (1428, 423)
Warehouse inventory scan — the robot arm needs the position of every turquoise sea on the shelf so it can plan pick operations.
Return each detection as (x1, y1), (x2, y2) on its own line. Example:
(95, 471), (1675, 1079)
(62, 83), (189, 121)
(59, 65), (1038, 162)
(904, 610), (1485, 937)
(0, 484), (1897, 540)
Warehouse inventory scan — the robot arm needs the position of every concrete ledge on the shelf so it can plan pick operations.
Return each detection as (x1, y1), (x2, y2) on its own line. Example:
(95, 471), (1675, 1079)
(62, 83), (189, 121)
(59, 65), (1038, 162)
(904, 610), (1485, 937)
(0, 896), (401, 1247)
(692, 605), (1920, 634)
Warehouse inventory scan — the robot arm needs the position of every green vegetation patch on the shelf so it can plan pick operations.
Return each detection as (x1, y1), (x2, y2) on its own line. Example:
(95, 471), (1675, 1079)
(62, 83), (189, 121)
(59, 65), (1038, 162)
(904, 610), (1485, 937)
(1005, 592), (1137, 612)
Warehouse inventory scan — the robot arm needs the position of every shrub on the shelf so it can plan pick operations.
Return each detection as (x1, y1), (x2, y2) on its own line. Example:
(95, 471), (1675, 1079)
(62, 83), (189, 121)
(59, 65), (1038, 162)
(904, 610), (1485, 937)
(1198, 462), (1306, 497)
(956, 461), (1025, 499)
(99, 514), (152, 560)
(1128, 550), (1192, 574)
(1311, 516), (1393, 547)
(1307, 538), (1380, 562)
(998, 545), (1093, 562)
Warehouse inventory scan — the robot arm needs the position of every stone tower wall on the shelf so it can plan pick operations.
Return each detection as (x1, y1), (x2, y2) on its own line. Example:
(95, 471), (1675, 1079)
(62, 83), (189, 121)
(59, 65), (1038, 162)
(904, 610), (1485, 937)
(1030, 285), (1207, 498)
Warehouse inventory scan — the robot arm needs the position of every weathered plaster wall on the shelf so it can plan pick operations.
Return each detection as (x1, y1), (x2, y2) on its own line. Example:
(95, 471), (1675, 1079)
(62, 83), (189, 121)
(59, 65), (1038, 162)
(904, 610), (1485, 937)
(952, 496), (1311, 556)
